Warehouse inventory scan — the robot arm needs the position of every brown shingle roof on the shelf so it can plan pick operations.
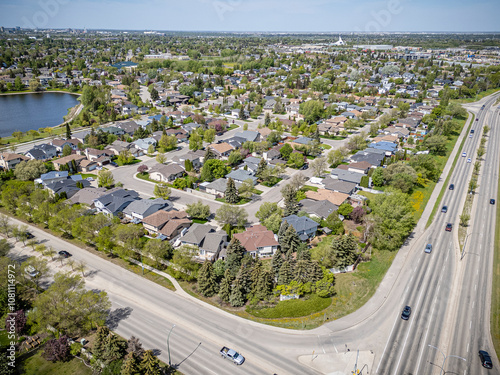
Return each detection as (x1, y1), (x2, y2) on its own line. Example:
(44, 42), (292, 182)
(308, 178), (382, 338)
(142, 210), (188, 228)
(305, 189), (349, 206)
(233, 224), (279, 252)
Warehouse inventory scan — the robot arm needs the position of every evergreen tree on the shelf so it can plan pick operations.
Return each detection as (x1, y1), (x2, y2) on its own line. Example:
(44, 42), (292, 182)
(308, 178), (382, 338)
(141, 350), (161, 375)
(256, 158), (267, 179)
(236, 263), (252, 297)
(218, 269), (233, 303)
(309, 260), (324, 282)
(204, 147), (216, 161)
(225, 238), (246, 277)
(197, 261), (218, 297)
(126, 336), (145, 359)
(224, 177), (239, 204)
(282, 225), (300, 260)
(278, 221), (289, 245)
(65, 123), (72, 139)
(296, 243), (311, 261)
(92, 326), (110, 361)
(229, 277), (246, 307)
(254, 269), (273, 301)
(277, 261), (292, 285)
(294, 260), (310, 283)
(332, 234), (358, 268)
(239, 105), (245, 120)
(184, 159), (193, 172)
(103, 333), (127, 364)
(121, 352), (141, 375)
(264, 112), (271, 126)
(249, 260), (262, 297)
(271, 249), (283, 281)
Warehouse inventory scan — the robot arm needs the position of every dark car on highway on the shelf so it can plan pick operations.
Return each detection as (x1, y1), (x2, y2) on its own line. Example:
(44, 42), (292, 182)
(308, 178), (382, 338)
(479, 350), (493, 369)
(445, 223), (453, 232)
(449, 184), (454, 190)
(58, 251), (72, 258)
(441, 206), (448, 213)
(491, 199), (496, 205)
(401, 306), (411, 320)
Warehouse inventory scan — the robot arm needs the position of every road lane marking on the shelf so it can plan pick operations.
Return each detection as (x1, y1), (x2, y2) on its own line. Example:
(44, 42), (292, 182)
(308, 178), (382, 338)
(470, 320), (472, 330)
(376, 312), (400, 373)
(334, 345), (338, 354)
(415, 295), (439, 375)
(472, 301), (475, 309)
(467, 343), (469, 352)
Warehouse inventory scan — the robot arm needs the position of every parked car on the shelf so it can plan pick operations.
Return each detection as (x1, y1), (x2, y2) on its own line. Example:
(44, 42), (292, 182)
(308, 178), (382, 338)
(449, 184), (455, 190)
(300, 164), (309, 170)
(445, 223), (453, 232)
(479, 350), (493, 369)
(86, 177), (94, 181)
(441, 206), (448, 213)
(425, 244), (432, 254)
(401, 305), (411, 320)
(58, 251), (72, 258)
(110, 162), (118, 167)
(491, 199), (496, 205)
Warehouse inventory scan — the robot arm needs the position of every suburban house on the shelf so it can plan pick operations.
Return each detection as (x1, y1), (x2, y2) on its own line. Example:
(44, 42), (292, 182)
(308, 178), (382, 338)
(44, 178), (90, 199)
(299, 199), (338, 220)
(234, 130), (261, 143)
(51, 138), (82, 153)
(180, 223), (227, 260)
(35, 171), (70, 186)
(165, 128), (189, 143)
(239, 156), (263, 173)
(233, 225), (279, 258)
(349, 150), (385, 167)
(208, 142), (234, 159)
(25, 144), (58, 161)
(330, 168), (365, 185)
(142, 210), (191, 240)
(0, 153), (29, 170)
(93, 188), (140, 216)
(52, 154), (88, 171)
(347, 161), (372, 175)
(79, 159), (99, 172)
(282, 215), (319, 241)
(113, 120), (140, 135)
(106, 140), (143, 157)
(68, 187), (110, 207)
(133, 137), (157, 151)
(149, 163), (185, 182)
(225, 169), (258, 185)
(84, 148), (114, 164)
(201, 178), (242, 198)
(305, 189), (349, 206)
(122, 198), (173, 223)
(171, 150), (204, 170)
(322, 179), (357, 195)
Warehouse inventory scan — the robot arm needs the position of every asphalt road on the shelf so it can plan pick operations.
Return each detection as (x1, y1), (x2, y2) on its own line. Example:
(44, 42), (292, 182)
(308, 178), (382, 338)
(375, 93), (500, 375)
(7, 96), (500, 375)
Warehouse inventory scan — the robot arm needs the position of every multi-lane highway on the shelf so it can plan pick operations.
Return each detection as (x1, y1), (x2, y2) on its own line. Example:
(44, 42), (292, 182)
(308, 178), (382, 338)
(375, 93), (500, 374)
(7, 94), (500, 374)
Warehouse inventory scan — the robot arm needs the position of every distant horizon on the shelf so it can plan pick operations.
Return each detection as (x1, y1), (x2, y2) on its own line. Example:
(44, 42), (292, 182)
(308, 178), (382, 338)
(5, 28), (500, 34)
(1, 0), (499, 33)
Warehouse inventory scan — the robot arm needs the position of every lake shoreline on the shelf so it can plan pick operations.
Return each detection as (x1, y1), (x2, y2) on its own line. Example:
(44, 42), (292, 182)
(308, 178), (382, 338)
(0, 90), (81, 97)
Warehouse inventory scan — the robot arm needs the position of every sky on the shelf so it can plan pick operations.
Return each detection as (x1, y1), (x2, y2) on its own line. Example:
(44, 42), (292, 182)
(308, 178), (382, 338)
(0, 0), (499, 32)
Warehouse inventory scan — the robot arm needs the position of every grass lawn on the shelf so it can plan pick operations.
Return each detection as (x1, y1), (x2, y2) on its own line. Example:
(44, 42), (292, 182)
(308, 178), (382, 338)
(115, 158), (141, 166)
(19, 349), (92, 375)
(321, 144), (332, 150)
(452, 88), (500, 104)
(320, 135), (346, 141)
(261, 177), (282, 187)
(77, 173), (97, 179)
(306, 155), (316, 160)
(252, 188), (263, 195)
(246, 294), (332, 319)
(192, 219), (208, 224)
(301, 185), (319, 192)
(227, 124), (239, 131)
(215, 197), (251, 205)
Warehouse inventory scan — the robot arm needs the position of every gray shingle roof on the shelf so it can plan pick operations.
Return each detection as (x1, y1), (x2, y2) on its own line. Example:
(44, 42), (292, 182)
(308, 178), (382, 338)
(330, 168), (364, 184)
(282, 214), (319, 233)
(299, 199), (338, 219)
(122, 198), (172, 217)
(181, 223), (216, 246)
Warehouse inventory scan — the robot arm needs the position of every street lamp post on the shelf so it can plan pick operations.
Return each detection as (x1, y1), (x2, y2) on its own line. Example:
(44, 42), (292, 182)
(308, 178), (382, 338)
(461, 232), (472, 260)
(167, 324), (176, 367)
(428, 345), (466, 375)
